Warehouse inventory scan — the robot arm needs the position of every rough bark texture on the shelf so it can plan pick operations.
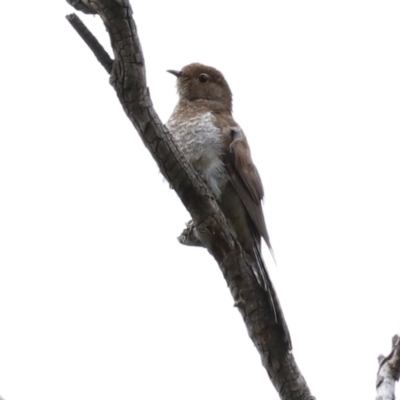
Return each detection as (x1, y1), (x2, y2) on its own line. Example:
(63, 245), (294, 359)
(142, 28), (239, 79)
(65, 2), (314, 399)
(376, 335), (400, 400)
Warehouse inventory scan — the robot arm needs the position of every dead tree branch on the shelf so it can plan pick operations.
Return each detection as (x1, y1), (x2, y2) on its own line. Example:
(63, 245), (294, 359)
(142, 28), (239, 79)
(376, 334), (400, 400)
(66, 14), (113, 73)
(65, 1), (314, 399)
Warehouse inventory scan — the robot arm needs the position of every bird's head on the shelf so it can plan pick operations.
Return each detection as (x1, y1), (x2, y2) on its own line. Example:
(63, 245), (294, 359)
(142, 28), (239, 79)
(168, 63), (232, 111)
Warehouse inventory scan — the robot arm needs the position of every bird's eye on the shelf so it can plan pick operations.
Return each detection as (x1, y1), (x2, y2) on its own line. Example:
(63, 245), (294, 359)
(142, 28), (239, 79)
(198, 74), (209, 83)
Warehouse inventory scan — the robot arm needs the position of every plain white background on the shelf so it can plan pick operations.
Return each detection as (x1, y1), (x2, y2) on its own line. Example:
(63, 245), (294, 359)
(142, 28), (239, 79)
(1, 1), (400, 399)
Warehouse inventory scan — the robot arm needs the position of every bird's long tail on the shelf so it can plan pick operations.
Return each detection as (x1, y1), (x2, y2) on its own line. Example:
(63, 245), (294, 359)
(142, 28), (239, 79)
(251, 235), (292, 348)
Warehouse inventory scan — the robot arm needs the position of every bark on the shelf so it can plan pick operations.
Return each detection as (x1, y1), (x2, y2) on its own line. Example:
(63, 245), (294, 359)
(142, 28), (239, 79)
(65, 2), (314, 399)
(376, 335), (400, 400)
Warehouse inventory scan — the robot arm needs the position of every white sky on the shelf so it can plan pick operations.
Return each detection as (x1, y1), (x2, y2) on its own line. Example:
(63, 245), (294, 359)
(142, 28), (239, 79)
(1, 1), (400, 400)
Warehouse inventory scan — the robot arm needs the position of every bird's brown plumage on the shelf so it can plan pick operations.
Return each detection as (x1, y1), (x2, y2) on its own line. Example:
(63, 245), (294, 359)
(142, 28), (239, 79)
(167, 63), (290, 346)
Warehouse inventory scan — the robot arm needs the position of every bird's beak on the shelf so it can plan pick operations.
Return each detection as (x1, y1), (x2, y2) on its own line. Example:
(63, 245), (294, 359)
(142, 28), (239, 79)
(167, 69), (182, 78)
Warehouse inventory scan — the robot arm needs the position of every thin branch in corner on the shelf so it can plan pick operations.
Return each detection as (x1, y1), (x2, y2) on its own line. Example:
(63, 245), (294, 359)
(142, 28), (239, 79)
(66, 13), (113, 74)
(376, 334), (400, 400)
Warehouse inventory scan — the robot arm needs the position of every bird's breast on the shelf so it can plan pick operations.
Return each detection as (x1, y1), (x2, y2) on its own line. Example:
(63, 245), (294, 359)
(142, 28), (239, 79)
(167, 111), (229, 199)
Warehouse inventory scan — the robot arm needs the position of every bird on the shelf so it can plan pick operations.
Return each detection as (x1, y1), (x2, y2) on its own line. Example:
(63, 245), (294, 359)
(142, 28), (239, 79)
(166, 63), (290, 344)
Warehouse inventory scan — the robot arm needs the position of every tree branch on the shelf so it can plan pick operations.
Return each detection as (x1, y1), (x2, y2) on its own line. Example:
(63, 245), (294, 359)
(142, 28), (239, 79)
(178, 220), (204, 247)
(65, 1), (314, 399)
(66, 14), (113, 73)
(376, 334), (400, 400)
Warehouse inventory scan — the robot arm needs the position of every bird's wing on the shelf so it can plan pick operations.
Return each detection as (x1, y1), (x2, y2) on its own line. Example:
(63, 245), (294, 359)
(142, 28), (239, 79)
(216, 116), (291, 345)
(219, 120), (273, 253)
(212, 113), (291, 344)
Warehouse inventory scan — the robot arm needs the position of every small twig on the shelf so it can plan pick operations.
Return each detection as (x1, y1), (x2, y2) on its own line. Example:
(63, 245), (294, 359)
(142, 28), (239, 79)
(376, 334), (400, 400)
(178, 220), (205, 247)
(66, 13), (113, 74)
